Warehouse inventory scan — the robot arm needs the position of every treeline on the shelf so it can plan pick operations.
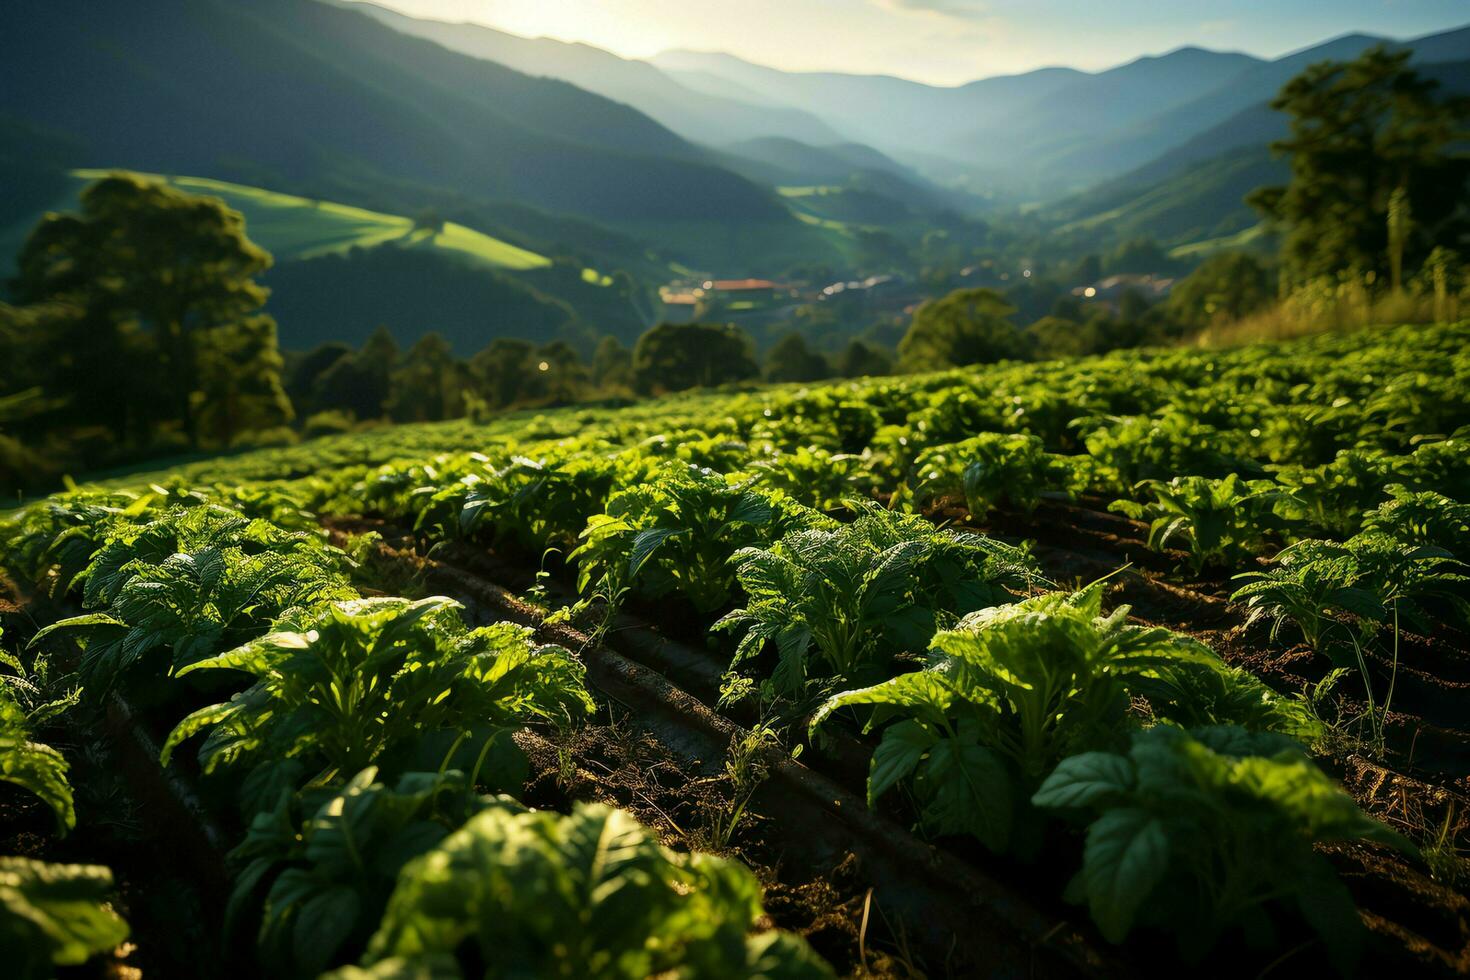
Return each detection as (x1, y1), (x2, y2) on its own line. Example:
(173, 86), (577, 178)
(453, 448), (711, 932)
(283, 322), (895, 438)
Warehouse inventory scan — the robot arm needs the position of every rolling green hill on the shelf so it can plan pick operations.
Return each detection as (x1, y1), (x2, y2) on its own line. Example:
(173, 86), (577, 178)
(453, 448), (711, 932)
(0, 168), (651, 356)
(0, 170), (552, 275)
(0, 0), (792, 248)
(1050, 145), (1285, 249)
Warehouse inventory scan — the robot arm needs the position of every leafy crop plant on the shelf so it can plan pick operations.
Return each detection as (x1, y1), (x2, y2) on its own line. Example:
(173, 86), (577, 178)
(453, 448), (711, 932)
(1232, 532), (1470, 657)
(719, 503), (1041, 702)
(909, 431), (1085, 516)
(162, 597), (593, 813)
(323, 802), (832, 979)
(1111, 474), (1293, 573)
(31, 504), (354, 693)
(0, 856), (130, 979)
(226, 767), (504, 978)
(573, 466), (827, 614)
(811, 585), (1304, 855)
(1033, 725), (1411, 970)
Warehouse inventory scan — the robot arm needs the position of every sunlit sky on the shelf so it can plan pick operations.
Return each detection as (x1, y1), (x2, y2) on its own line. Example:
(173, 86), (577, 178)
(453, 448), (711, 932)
(369, 0), (1468, 85)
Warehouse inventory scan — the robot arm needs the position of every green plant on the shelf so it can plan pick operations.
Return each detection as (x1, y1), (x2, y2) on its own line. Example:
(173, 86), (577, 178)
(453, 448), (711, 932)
(226, 767), (502, 978)
(0, 856), (129, 979)
(0, 692), (74, 835)
(1233, 533), (1470, 658)
(1078, 411), (1255, 491)
(1111, 475), (1293, 573)
(0, 627), (76, 834)
(699, 723), (781, 851)
(32, 505), (355, 692)
(910, 432), (1083, 516)
(0, 490), (143, 597)
(811, 585), (1307, 855)
(412, 452), (631, 553)
(161, 597), (593, 813)
(747, 445), (866, 512)
(1271, 449), (1399, 537)
(324, 802), (832, 979)
(1032, 725), (1411, 970)
(1360, 484), (1470, 557)
(573, 466), (827, 614)
(718, 504), (1041, 702)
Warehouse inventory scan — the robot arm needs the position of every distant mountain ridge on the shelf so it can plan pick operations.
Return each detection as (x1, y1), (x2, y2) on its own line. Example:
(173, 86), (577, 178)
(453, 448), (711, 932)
(1045, 54), (1470, 251)
(651, 25), (1470, 194)
(331, 0), (848, 147)
(0, 0), (792, 233)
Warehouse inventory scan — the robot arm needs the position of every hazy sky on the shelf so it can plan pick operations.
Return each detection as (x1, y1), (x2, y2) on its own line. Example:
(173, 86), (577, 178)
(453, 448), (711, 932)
(370, 0), (1469, 85)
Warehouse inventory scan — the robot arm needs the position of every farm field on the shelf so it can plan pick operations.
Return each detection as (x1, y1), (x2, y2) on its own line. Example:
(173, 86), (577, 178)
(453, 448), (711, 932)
(0, 170), (553, 272)
(4, 321), (1469, 977)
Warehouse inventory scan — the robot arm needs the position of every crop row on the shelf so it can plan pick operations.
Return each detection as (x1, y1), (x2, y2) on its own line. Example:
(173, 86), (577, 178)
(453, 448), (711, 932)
(8, 320), (1468, 974)
(2, 486), (1431, 970)
(0, 493), (831, 978)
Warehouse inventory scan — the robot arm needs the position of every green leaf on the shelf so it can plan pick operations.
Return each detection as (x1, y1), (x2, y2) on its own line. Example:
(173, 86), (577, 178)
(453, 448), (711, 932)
(1032, 752), (1134, 810)
(293, 886), (362, 977)
(1080, 807), (1170, 943)
(916, 739), (1012, 851)
(627, 527), (683, 580)
(0, 856), (129, 976)
(867, 720), (934, 806)
(357, 802), (830, 978)
(0, 726), (75, 833)
(28, 613), (126, 648)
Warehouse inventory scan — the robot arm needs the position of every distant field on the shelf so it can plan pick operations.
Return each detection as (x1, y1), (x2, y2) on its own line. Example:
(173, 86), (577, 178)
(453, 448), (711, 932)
(4, 170), (552, 272)
(1168, 222), (1270, 259)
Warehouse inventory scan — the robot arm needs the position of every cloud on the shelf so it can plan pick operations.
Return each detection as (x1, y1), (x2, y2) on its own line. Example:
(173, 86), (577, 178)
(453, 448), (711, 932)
(873, 0), (990, 19)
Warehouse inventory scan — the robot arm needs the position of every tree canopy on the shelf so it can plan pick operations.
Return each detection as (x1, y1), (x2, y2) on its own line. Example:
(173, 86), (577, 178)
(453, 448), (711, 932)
(12, 171), (291, 449)
(897, 287), (1028, 371)
(631, 323), (758, 395)
(1249, 47), (1470, 284)
(765, 333), (830, 383)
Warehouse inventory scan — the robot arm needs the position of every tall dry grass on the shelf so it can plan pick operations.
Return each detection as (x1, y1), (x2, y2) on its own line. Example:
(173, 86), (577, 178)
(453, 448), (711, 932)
(1191, 265), (1467, 348)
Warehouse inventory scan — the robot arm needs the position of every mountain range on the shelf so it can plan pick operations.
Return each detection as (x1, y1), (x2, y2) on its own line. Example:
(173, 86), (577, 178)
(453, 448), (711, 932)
(2, 0), (1467, 354)
(654, 26), (1470, 194)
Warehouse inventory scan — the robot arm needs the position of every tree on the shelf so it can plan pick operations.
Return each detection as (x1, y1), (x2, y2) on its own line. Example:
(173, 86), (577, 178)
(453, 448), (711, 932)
(196, 315), (294, 444)
(1025, 315), (1093, 359)
(470, 338), (536, 409)
(13, 172), (285, 448)
(631, 323), (758, 395)
(897, 288), (1028, 371)
(0, 297), (154, 444)
(764, 333), (830, 383)
(591, 336), (633, 392)
(530, 340), (590, 405)
(285, 342), (354, 417)
(837, 340), (893, 378)
(386, 333), (465, 423)
(315, 327), (397, 420)
(1249, 47), (1470, 284)
(1166, 252), (1275, 329)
